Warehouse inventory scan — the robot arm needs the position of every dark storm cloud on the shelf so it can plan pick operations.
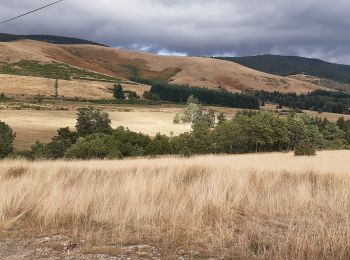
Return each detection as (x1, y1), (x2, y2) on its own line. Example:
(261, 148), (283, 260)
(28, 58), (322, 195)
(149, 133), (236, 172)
(0, 0), (350, 63)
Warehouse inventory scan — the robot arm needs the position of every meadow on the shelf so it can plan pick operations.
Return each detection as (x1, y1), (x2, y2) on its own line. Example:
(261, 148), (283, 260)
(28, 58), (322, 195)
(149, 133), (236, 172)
(1, 105), (349, 151)
(1, 151), (350, 258)
(0, 109), (191, 150)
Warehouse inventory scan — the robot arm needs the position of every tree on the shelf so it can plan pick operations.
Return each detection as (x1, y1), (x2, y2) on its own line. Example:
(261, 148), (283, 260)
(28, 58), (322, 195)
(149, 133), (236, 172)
(145, 134), (172, 156)
(212, 120), (241, 154)
(182, 103), (203, 123)
(76, 107), (112, 136)
(31, 141), (46, 159)
(206, 109), (216, 128)
(0, 121), (15, 158)
(217, 112), (227, 126)
(112, 126), (151, 157)
(52, 127), (78, 147)
(190, 120), (213, 154)
(114, 83), (125, 100)
(187, 95), (199, 104)
(287, 114), (323, 151)
(173, 113), (182, 124)
(322, 123), (345, 141)
(65, 134), (122, 160)
(193, 109), (216, 128)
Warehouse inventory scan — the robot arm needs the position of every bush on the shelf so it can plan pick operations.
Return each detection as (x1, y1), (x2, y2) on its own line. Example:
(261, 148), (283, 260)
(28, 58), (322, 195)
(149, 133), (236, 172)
(65, 134), (122, 160)
(173, 113), (182, 124)
(145, 134), (172, 156)
(294, 140), (316, 156)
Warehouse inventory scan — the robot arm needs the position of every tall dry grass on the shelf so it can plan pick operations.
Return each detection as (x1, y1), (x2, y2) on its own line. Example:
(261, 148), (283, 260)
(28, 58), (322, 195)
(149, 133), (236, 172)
(0, 151), (350, 258)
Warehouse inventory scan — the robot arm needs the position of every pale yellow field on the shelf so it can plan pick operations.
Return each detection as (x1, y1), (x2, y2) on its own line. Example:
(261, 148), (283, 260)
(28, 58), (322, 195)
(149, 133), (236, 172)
(0, 110), (191, 149)
(0, 74), (150, 100)
(0, 151), (350, 258)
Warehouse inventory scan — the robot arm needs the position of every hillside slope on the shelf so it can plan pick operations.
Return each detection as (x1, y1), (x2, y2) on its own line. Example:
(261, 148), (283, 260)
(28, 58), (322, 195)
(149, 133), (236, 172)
(287, 74), (350, 94)
(0, 33), (106, 46)
(216, 55), (350, 87)
(0, 40), (326, 94)
(0, 74), (149, 100)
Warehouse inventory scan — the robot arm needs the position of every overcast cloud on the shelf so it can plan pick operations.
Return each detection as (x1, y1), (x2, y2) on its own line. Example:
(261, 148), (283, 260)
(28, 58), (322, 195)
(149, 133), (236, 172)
(0, 0), (350, 64)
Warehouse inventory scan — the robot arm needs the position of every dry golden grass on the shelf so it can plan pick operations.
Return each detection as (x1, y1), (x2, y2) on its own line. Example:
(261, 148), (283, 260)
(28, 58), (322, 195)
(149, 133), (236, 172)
(0, 74), (150, 100)
(0, 110), (191, 150)
(0, 40), (327, 93)
(0, 151), (350, 258)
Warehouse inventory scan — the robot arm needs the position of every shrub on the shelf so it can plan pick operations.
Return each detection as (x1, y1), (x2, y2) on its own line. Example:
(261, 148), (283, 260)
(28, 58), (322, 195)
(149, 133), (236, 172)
(0, 121), (16, 158)
(173, 113), (182, 124)
(295, 140), (316, 156)
(65, 134), (122, 160)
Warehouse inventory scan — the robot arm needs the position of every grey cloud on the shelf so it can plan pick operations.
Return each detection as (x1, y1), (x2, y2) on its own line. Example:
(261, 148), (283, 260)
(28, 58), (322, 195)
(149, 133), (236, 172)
(0, 0), (349, 64)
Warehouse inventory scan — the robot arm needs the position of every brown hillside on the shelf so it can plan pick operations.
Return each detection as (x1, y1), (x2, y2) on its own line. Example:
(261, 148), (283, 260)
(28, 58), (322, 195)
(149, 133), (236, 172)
(0, 40), (327, 94)
(287, 74), (350, 94)
(0, 74), (149, 100)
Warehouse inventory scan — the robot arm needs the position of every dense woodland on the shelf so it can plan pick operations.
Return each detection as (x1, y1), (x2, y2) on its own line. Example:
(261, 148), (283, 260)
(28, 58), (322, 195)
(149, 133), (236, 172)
(144, 83), (260, 109)
(1, 105), (349, 160)
(215, 54), (350, 85)
(255, 90), (350, 114)
(141, 80), (350, 114)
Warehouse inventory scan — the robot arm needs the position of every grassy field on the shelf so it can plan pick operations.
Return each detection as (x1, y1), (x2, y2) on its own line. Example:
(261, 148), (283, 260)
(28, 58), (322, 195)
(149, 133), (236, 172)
(0, 109), (191, 150)
(0, 74), (149, 100)
(1, 104), (349, 150)
(0, 151), (349, 258)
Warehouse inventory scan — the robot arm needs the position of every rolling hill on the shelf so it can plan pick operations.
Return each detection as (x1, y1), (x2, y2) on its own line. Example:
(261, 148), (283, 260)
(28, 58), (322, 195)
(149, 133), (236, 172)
(0, 39), (327, 101)
(0, 33), (107, 46)
(215, 55), (350, 88)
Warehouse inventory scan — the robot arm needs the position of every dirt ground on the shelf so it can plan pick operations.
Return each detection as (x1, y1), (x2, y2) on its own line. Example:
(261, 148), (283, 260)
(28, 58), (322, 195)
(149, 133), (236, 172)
(0, 233), (201, 259)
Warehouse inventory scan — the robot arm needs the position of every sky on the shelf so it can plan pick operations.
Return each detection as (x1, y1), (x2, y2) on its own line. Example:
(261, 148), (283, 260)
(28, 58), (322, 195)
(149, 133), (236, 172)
(0, 0), (350, 64)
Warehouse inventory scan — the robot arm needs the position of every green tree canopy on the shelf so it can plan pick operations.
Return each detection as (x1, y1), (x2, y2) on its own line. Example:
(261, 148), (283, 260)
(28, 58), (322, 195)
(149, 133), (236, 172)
(76, 107), (112, 136)
(0, 121), (15, 158)
(114, 83), (125, 100)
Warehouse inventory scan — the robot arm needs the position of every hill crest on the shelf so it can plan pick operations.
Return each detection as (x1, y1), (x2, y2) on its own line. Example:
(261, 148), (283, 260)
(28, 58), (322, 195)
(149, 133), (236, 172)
(0, 40), (328, 94)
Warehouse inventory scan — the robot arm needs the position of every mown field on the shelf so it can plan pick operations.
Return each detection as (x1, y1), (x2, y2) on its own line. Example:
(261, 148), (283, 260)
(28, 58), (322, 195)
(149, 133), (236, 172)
(0, 109), (191, 150)
(0, 151), (350, 259)
(1, 105), (349, 151)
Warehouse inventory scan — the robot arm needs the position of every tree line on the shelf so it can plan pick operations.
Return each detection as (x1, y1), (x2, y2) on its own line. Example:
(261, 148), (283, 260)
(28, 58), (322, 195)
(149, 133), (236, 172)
(144, 83), (260, 109)
(215, 55), (350, 85)
(255, 90), (350, 114)
(1, 107), (349, 160)
(135, 77), (350, 114)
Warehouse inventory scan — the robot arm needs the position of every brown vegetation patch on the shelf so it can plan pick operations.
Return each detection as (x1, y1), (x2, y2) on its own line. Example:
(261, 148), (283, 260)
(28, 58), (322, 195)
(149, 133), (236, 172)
(0, 151), (350, 258)
(4, 166), (28, 179)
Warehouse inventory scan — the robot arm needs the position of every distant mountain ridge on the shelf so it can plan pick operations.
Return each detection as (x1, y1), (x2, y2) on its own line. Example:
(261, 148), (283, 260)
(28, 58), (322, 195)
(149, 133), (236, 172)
(215, 54), (350, 85)
(0, 33), (107, 47)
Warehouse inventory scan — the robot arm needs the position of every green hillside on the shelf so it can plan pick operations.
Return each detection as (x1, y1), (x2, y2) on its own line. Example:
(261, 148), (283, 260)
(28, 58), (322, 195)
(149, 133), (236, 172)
(215, 55), (350, 85)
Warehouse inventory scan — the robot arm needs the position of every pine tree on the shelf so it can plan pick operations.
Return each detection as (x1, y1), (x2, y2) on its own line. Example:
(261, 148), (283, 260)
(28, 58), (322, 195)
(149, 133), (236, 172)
(114, 84), (125, 100)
